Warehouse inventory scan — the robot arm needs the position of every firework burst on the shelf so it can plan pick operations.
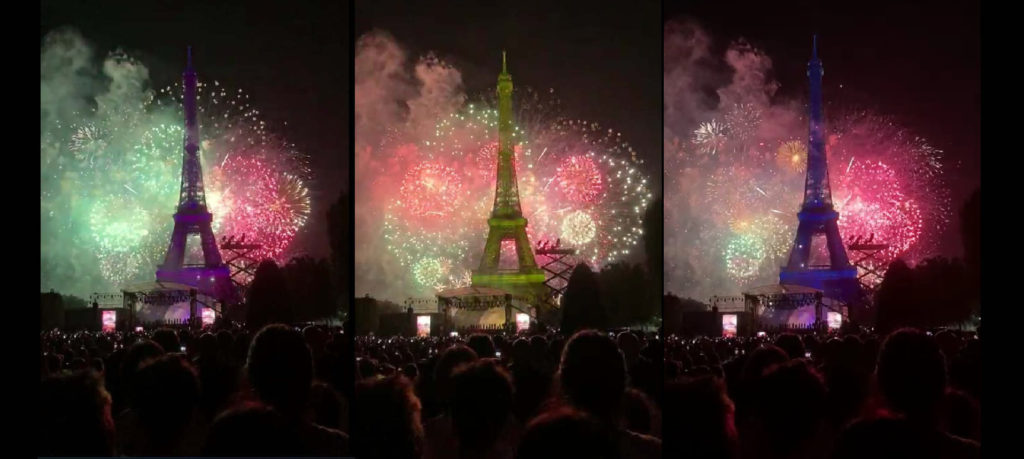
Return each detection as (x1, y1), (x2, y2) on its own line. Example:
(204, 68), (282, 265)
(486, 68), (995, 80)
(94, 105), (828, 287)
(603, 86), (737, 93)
(41, 49), (312, 293)
(370, 90), (652, 294)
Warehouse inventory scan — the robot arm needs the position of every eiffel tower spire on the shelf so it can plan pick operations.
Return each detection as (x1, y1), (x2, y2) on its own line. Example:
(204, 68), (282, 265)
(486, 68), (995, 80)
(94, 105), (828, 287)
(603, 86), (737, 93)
(492, 49), (522, 218)
(803, 34), (832, 208)
(179, 45), (207, 210)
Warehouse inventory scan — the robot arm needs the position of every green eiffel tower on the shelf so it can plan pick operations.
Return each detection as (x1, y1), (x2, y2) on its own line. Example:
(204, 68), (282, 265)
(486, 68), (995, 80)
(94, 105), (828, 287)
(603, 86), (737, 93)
(471, 52), (546, 301)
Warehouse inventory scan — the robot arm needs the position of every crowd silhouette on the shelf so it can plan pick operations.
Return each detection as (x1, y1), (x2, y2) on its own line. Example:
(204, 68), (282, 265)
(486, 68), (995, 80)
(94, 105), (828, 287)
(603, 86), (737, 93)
(354, 329), (663, 459)
(40, 323), (979, 458)
(39, 323), (351, 456)
(664, 327), (981, 459)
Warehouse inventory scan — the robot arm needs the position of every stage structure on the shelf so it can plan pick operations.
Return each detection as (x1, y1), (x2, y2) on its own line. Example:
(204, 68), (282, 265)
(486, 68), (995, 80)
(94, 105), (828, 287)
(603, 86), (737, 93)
(155, 48), (236, 307)
(435, 286), (536, 334)
(742, 284), (830, 331)
(125, 281), (217, 327)
(471, 52), (547, 312)
(779, 37), (860, 303)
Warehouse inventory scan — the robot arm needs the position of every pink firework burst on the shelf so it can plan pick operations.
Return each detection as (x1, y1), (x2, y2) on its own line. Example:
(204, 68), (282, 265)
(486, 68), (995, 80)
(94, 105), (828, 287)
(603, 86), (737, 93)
(554, 155), (604, 203)
(834, 159), (923, 263)
(208, 155), (310, 263)
(399, 162), (464, 219)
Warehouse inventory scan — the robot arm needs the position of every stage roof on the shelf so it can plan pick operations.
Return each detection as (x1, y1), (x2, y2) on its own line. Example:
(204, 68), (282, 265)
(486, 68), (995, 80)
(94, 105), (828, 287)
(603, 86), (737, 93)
(742, 284), (822, 297)
(436, 286), (510, 299)
(122, 281), (200, 294)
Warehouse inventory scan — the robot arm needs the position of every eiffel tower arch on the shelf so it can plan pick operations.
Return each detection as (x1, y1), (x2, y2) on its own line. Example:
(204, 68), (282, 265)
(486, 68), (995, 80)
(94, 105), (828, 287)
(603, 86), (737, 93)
(155, 48), (236, 306)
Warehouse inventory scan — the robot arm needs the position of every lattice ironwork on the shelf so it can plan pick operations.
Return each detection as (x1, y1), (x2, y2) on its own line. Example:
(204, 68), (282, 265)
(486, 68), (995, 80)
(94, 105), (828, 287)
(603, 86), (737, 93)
(220, 234), (263, 298)
(848, 235), (890, 296)
(535, 239), (576, 308)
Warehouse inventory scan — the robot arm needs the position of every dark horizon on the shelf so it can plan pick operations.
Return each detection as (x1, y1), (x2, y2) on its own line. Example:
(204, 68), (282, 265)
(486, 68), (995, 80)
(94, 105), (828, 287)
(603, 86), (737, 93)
(666, 0), (980, 257)
(41, 0), (350, 260)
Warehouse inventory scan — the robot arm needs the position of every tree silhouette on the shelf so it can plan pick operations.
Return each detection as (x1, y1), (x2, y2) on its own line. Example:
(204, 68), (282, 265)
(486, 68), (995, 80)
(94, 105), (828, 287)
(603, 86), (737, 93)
(644, 194), (664, 296)
(598, 261), (656, 327)
(960, 188), (980, 310)
(875, 256), (973, 332)
(282, 256), (337, 322)
(246, 260), (292, 330)
(561, 263), (607, 333)
(875, 259), (916, 333)
(328, 190), (350, 323)
(663, 293), (709, 336)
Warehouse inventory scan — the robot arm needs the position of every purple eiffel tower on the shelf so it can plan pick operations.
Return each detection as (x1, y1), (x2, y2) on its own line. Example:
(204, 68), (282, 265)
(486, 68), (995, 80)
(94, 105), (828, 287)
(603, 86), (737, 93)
(156, 47), (235, 303)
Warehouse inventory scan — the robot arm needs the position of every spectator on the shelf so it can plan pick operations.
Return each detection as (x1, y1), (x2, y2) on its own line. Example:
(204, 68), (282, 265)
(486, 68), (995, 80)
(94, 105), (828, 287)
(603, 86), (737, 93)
(663, 376), (736, 459)
(39, 370), (116, 456)
(449, 359), (521, 459)
(203, 403), (307, 456)
(834, 328), (980, 459)
(515, 407), (619, 459)
(120, 354), (205, 456)
(558, 330), (661, 458)
(152, 328), (181, 354)
(352, 375), (424, 459)
(247, 324), (349, 456)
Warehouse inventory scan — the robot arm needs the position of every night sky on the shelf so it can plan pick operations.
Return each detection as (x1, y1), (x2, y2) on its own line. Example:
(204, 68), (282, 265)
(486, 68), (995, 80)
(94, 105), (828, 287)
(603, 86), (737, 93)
(41, 0), (349, 258)
(356, 0), (664, 186)
(40, 1), (979, 260)
(666, 0), (980, 256)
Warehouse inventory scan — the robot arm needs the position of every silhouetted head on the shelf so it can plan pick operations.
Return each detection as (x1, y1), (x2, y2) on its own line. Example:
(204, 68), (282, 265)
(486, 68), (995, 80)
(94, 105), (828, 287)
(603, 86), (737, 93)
(303, 325), (328, 350)
(877, 328), (947, 418)
(247, 324), (313, 415)
(39, 370), (115, 456)
(451, 359), (514, 452)
(216, 330), (233, 352)
(198, 332), (219, 359)
(512, 338), (531, 364)
(748, 360), (827, 456)
(133, 354), (200, 449)
(121, 339), (165, 399)
(664, 376), (736, 459)
(433, 344), (478, 405)
(618, 331), (642, 363)
(559, 330), (627, 421)
(151, 328), (180, 354)
(351, 375), (423, 459)
(203, 403), (306, 456)
(774, 333), (805, 360)
(741, 344), (788, 382)
(467, 333), (496, 358)
(516, 407), (619, 459)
